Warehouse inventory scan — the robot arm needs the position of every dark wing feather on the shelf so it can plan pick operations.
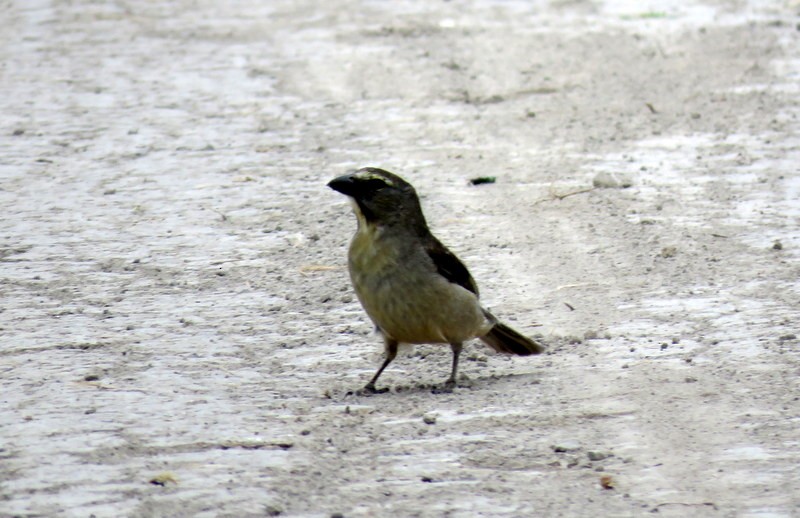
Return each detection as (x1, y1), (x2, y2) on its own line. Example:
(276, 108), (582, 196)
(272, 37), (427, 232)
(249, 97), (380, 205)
(424, 237), (479, 297)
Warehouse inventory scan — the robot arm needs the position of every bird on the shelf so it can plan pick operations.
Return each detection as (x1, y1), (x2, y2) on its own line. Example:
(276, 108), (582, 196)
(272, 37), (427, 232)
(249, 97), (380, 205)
(328, 167), (545, 393)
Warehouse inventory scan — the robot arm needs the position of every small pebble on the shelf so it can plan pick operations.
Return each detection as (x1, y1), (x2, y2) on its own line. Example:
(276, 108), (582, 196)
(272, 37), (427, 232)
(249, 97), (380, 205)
(469, 176), (496, 186)
(553, 440), (581, 453)
(659, 246), (678, 259)
(593, 172), (633, 189)
(587, 451), (610, 461)
(149, 472), (178, 486)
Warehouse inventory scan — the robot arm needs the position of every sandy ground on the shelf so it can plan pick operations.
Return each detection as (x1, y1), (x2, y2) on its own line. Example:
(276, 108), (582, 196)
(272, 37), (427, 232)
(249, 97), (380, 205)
(1, 0), (799, 517)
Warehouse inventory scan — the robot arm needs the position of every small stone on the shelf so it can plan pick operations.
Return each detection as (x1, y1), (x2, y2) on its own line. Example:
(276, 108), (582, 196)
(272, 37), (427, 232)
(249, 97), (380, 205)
(659, 246), (678, 259)
(286, 233), (307, 247)
(422, 414), (437, 425)
(149, 472), (178, 486)
(467, 352), (488, 362)
(553, 440), (581, 453)
(587, 451), (610, 461)
(469, 176), (496, 186)
(592, 171), (633, 189)
(772, 240), (783, 250)
(778, 334), (796, 341)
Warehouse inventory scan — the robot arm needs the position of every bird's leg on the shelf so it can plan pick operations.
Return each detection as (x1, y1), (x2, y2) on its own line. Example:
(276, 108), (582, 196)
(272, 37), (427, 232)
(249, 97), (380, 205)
(445, 342), (463, 388)
(363, 337), (398, 393)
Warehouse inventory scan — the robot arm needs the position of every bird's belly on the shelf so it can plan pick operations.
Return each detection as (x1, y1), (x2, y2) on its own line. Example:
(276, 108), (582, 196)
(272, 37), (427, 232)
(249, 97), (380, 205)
(349, 250), (488, 344)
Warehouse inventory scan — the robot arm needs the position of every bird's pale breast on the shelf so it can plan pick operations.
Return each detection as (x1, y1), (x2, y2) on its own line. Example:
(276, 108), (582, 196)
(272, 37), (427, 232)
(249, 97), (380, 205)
(348, 224), (490, 344)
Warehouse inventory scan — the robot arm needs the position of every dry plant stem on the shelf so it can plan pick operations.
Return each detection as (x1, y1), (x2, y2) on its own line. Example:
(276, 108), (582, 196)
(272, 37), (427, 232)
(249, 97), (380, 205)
(533, 186), (597, 205)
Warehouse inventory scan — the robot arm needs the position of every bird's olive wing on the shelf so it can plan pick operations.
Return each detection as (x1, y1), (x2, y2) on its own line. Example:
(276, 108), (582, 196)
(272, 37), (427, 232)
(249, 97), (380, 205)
(425, 239), (480, 297)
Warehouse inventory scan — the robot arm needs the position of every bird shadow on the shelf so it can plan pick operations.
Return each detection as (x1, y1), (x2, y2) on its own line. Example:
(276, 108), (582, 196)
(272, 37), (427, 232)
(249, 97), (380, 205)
(335, 371), (540, 399)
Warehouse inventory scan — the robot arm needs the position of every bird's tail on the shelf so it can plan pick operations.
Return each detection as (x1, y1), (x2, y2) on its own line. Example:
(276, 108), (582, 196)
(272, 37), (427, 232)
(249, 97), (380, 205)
(480, 322), (546, 356)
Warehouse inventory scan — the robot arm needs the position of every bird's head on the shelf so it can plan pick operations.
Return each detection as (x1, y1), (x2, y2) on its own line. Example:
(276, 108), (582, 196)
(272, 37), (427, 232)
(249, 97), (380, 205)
(328, 167), (426, 230)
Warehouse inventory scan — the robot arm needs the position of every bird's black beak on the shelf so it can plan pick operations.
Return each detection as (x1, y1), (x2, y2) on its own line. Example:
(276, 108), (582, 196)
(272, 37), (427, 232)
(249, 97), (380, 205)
(327, 174), (357, 197)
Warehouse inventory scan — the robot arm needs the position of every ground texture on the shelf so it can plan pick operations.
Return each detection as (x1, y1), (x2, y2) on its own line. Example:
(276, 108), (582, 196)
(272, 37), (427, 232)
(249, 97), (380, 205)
(1, 1), (799, 517)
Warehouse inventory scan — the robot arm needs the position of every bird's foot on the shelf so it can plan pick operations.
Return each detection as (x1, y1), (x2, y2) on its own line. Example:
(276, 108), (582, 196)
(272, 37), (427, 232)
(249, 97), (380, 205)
(432, 379), (457, 394)
(355, 383), (389, 396)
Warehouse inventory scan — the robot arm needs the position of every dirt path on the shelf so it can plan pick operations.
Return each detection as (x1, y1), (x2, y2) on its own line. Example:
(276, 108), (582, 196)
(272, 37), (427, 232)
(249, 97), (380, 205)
(2, 1), (798, 517)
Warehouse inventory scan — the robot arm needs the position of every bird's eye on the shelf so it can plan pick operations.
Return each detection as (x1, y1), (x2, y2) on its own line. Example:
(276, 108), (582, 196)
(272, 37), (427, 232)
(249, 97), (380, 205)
(362, 178), (389, 192)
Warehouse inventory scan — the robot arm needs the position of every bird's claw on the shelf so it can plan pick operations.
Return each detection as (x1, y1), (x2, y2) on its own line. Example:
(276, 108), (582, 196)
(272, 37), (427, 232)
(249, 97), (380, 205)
(432, 379), (457, 394)
(355, 384), (389, 396)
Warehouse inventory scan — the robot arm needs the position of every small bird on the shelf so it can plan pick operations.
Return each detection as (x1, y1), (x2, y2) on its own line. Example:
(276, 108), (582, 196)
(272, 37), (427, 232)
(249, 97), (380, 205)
(328, 167), (545, 392)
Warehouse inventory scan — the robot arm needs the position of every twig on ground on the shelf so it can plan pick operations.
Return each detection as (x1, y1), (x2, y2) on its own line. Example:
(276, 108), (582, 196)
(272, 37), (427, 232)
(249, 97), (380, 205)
(533, 185), (597, 205)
